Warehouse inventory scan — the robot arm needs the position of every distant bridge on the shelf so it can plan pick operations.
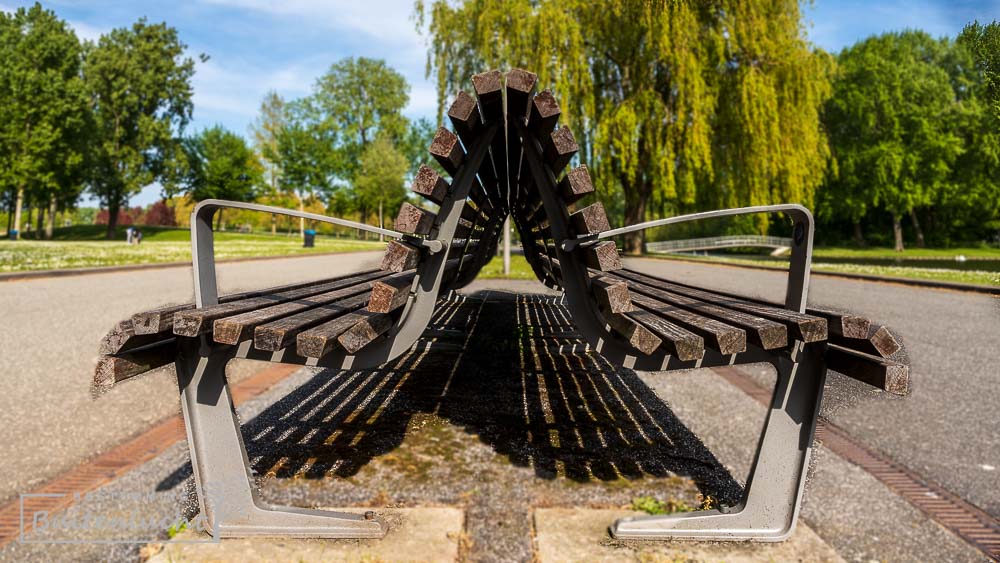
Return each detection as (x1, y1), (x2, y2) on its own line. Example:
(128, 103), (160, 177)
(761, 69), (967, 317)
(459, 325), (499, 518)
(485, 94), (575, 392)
(645, 235), (792, 254)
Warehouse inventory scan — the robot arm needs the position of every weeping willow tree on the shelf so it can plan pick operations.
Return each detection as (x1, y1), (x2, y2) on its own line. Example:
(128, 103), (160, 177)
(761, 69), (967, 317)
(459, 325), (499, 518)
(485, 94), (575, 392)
(416, 0), (832, 253)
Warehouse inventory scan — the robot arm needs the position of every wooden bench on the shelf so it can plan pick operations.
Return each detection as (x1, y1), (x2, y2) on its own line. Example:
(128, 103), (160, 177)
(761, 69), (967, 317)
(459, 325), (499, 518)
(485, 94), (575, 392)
(94, 67), (908, 542)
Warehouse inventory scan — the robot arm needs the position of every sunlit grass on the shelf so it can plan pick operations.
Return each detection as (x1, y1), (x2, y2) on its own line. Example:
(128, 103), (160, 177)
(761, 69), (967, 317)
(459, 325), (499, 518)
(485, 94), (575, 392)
(0, 235), (385, 273)
(811, 246), (1000, 259)
(477, 254), (537, 279)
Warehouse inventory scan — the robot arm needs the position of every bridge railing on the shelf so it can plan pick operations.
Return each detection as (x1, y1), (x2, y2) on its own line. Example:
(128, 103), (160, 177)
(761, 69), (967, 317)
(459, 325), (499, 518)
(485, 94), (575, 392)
(645, 235), (792, 254)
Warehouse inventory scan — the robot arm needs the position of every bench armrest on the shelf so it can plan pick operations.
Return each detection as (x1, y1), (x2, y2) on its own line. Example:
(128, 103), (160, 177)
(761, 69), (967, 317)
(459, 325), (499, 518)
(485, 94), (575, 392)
(563, 204), (815, 313)
(189, 199), (442, 307)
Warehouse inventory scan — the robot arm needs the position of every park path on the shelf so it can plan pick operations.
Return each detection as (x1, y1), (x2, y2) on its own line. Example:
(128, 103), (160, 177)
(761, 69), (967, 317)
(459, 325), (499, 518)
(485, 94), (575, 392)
(625, 257), (1000, 520)
(0, 251), (382, 503)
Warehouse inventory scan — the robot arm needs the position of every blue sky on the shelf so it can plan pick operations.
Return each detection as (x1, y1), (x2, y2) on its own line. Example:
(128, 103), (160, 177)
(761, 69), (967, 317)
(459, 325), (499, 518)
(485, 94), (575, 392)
(1, 0), (997, 206)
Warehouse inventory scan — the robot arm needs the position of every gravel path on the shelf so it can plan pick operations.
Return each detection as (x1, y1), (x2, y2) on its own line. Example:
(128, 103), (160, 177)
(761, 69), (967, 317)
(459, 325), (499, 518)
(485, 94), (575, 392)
(0, 251), (382, 503)
(625, 257), (1000, 519)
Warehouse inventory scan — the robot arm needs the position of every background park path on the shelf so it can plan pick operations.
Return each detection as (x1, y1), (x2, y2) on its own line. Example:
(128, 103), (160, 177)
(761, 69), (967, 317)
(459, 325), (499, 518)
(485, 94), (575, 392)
(625, 256), (1000, 520)
(0, 251), (382, 503)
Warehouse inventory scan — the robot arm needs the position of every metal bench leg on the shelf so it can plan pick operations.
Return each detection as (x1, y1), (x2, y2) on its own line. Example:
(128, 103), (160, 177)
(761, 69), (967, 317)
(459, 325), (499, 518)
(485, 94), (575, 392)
(175, 337), (386, 538)
(611, 342), (827, 541)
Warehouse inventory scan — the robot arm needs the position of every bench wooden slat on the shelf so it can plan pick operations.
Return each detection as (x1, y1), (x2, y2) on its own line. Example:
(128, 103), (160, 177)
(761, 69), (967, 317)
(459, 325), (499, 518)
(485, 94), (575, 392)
(381, 240), (421, 272)
(368, 273), (417, 313)
(558, 165), (595, 204)
(173, 270), (387, 337)
(411, 165), (450, 205)
(606, 312), (662, 355)
(295, 311), (369, 358)
(253, 293), (371, 352)
(569, 202), (611, 235)
(591, 276), (632, 314)
(527, 89), (560, 136)
(100, 319), (172, 356)
(542, 127), (578, 173)
(448, 90), (482, 147)
(625, 308), (704, 361)
(430, 127), (463, 175)
(338, 311), (393, 353)
(620, 269), (827, 342)
(830, 324), (901, 358)
(212, 280), (381, 345)
(394, 202), (437, 235)
(583, 241), (623, 272)
(629, 293), (747, 356)
(609, 270), (787, 350)
(93, 340), (177, 395)
(826, 344), (910, 395)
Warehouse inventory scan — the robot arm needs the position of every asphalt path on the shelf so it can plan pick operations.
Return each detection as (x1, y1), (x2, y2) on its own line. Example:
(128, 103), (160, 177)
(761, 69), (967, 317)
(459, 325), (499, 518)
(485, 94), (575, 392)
(0, 251), (382, 503)
(625, 257), (1000, 519)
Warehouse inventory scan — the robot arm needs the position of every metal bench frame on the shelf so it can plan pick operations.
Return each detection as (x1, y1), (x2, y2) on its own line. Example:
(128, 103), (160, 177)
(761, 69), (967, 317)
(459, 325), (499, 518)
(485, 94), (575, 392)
(177, 125), (496, 538)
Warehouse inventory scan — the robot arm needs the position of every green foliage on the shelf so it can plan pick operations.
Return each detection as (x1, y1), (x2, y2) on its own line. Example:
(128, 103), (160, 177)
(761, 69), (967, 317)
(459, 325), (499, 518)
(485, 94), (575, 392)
(960, 20), (1000, 119)
(84, 18), (199, 236)
(0, 3), (90, 237)
(353, 136), (410, 226)
(820, 31), (1000, 249)
(630, 496), (694, 515)
(416, 0), (832, 252)
(182, 125), (263, 205)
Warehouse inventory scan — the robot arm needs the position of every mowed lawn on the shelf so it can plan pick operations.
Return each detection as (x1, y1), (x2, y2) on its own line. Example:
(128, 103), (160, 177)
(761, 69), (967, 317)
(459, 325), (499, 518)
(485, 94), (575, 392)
(1, 225), (386, 273)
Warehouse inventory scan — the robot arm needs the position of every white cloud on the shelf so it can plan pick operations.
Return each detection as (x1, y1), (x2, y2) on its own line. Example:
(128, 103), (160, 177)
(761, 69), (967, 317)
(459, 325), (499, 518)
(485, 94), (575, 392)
(68, 19), (105, 42)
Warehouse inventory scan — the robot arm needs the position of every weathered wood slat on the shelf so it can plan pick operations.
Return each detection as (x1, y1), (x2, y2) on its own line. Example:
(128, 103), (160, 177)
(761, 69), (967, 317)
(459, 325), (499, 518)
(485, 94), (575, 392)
(448, 90), (482, 146)
(430, 127), (464, 175)
(619, 269), (827, 342)
(173, 270), (387, 337)
(826, 344), (910, 395)
(625, 308), (704, 361)
(253, 293), (371, 352)
(338, 311), (393, 353)
(558, 165), (595, 204)
(100, 319), (170, 355)
(609, 270), (787, 350)
(527, 90), (560, 136)
(542, 127), (578, 173)
(583, 241), (623, 272)
(381, 240), (421, 272)
(295, 312), (369, 359)
(591, 276), (632, 314)
(569, 202), (611, 235)
(830, 324), (901, 358)
(212, 281), (378, 345)
(629, 293), (746, 355)
(394, 203), (437, 235)
(92, 340), (177, 395)
(472, 70), (503, 123)
(368, 273), (417, 313)
(505, 68), (537, 119)
(411, 165), (450, 205)
(606, 313), (662, 355)
(131, 270), (377, 336)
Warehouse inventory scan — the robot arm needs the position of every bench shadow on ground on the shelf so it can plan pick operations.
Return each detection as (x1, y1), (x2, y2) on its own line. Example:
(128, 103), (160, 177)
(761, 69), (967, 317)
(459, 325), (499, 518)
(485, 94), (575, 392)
(158, 290), (744, 506)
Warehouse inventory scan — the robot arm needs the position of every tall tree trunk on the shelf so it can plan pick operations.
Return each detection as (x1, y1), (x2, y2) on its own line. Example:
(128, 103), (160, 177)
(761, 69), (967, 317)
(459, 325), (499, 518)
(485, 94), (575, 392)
(298, 197), (305, 237)
(852, 220), (866, 247)
(622, 179), (648, 255)
(271, 213), (277, 235)
(909, 209), (925, 248)
(36, 204), (45, 239)
(892, 215), (904, 252)
(378, 200), (384, 243)
(6, 194), (12, 235)
(12, 187), (24, 240)
(45, 194), (56, 239)
(215, 209), (224, 231)
(107, 199), (120, 239)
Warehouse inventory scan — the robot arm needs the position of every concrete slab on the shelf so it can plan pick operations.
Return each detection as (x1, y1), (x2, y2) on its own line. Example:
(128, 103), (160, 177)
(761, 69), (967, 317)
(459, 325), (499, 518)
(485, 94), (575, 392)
(147, 507), (464, 563)
(534, 508), (844, 563)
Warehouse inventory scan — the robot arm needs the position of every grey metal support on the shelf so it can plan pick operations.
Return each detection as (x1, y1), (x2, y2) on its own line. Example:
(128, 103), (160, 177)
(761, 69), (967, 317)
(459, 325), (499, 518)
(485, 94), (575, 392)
(610, 341), (827, 541)
(174, 337), (386, 538)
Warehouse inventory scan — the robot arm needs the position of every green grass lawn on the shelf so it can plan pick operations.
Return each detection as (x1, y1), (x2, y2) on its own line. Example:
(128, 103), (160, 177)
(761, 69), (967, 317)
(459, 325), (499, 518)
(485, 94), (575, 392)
(644, 253), (1000, 287)
(811, 246), (1000, 259)
(1, 226), (386, 273)
(477, 254), (538, 279)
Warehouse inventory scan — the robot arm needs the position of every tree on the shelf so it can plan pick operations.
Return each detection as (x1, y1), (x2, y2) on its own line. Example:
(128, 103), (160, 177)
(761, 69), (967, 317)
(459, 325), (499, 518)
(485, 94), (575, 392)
(960, 20), (1000, 119)
(182, 125), (263, 229)
(823, 32), (963, 251)
(251, 91), (288, 234)
(354, 136), (410, 239)
(84, 19), (200, 238)
(0, 3), (89, 240)
(416, 0), (832, 253)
